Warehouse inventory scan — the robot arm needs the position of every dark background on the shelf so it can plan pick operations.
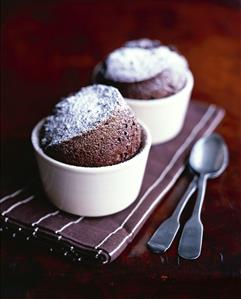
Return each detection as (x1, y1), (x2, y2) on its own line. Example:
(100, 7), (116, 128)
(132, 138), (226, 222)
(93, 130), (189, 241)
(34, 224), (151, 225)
(1, 1), (241, 298)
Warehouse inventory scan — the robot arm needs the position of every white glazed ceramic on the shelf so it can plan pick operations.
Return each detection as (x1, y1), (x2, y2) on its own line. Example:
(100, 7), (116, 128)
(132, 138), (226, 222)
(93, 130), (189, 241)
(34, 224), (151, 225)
(125, 71), (194, 145)
(31, 120), (151, 217)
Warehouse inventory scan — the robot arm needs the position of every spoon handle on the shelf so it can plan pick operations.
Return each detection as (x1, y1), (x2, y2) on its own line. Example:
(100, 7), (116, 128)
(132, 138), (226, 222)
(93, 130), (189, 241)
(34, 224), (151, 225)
(178, 174), (208, 259)
(147, 177), (197, 253)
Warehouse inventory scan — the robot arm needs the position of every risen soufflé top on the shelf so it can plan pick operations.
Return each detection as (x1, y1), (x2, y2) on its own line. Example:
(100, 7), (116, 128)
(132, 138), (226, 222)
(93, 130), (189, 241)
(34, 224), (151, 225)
(93, 38), (189, 99)
(40, 84), (142, 167)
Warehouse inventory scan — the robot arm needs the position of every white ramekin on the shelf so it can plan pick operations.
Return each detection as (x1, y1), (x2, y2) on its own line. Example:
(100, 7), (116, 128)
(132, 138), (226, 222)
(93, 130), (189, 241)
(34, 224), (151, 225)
(125, 71), (194, 145)
(31, 120), (151, 217)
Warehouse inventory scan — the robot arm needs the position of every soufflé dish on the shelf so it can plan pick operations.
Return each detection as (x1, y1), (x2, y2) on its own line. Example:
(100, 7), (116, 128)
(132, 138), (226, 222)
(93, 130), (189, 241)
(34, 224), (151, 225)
(93, 38), (194, 144)
(32, 84), (151, 217)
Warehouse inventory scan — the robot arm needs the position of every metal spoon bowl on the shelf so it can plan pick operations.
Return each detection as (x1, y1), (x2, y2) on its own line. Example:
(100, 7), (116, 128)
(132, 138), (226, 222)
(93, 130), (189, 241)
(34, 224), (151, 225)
(189, 134), (229, 176)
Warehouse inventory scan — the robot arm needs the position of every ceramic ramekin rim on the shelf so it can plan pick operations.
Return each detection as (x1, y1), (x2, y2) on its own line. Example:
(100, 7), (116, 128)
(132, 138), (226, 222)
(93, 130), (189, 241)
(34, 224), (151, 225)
(31, 118), (152, 173)
(125, 70), (194, 106)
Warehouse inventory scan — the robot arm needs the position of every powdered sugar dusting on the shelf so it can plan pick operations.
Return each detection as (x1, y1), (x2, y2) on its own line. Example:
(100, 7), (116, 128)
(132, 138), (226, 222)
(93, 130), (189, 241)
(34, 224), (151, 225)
(41, 85), (129, 146)
(105, 46), (188, 83)
(124, 38), (161, 49)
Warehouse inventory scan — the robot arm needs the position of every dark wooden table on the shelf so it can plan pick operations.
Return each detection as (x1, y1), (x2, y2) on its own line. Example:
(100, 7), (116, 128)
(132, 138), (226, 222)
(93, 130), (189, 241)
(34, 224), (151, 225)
(1, 1), (241, 298)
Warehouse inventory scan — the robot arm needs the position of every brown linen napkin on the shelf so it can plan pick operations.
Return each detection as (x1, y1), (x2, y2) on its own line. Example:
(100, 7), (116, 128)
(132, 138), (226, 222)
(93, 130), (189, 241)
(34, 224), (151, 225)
(0, 101), (225, 264)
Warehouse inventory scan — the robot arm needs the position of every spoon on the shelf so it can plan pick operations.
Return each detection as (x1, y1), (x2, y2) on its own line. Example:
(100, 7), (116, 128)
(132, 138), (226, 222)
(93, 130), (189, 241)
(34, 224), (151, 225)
(178, 133), (229, 259)
(147, 133), (228, 255)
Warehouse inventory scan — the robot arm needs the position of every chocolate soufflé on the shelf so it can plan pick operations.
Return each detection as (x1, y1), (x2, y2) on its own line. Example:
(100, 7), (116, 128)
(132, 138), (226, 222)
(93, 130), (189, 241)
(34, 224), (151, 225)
(93, 38), (189, 100)
(40, 85), (142, 167)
